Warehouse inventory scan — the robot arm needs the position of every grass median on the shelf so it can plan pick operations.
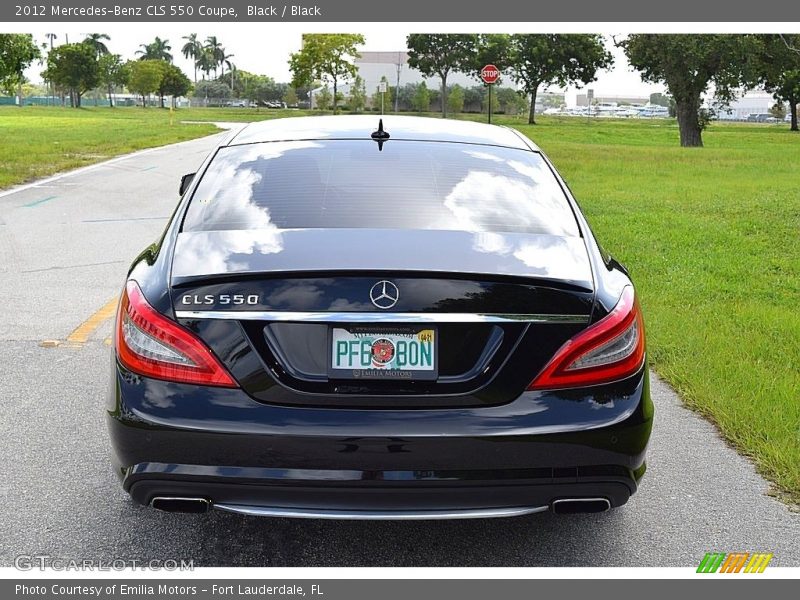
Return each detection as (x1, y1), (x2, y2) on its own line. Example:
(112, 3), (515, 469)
(509, 116), (799, 504)
(3, 106), (798, 503)
(0, 106), (223, 189)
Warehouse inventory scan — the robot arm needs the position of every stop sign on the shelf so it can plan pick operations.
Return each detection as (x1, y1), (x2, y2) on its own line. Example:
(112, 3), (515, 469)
(480, 64), (500, 85)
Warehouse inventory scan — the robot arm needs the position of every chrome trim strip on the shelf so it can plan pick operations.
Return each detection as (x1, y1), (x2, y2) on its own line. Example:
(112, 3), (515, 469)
(212, 503), (549, 520)
(150, 496), (210, 508)
(174, 310), (589, 324)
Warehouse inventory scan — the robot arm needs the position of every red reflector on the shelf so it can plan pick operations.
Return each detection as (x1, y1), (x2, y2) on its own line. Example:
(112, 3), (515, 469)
(115, 281), (237, 387)
(527, 286), (645, 390)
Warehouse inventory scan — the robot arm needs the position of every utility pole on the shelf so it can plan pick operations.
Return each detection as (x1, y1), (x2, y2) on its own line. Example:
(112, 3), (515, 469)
(394, 52), (403, 113)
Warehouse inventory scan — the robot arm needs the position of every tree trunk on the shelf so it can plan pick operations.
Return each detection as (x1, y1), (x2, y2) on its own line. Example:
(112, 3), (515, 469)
(675, 94), (703, 147)
(333, 78), (338, 115)
(108, 84), (114, 108)
(440, 73), (449, 119)
(159, 93), (165, 109)
(75, 92), (82, 108)
(790, 99), (798, 132)
(528, 84), (540, 125)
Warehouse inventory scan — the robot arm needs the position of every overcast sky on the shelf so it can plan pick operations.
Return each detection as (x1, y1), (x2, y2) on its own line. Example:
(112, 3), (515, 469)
(21, 24), (667, 102)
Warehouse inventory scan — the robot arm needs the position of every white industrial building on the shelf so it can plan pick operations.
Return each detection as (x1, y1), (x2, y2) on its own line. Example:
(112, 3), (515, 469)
(355, 51), (480, 93)
(310, 51), (495, 108)
(713, 93), (776, 120)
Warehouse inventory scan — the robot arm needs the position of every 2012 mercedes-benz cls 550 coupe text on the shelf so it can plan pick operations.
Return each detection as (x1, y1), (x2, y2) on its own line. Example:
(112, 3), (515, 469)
(108, 116), (653, 519)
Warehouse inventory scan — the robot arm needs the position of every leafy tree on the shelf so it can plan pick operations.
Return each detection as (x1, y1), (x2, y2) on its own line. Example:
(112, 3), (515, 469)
(395, 83), (418, 111)
(136, 37), (172, 62)
(447, 84), (465, 115)
(127, 59), (164, 107)
(240, 75), (285, 104)
(428, 88), (441, 112)
(315, 87), (332, 111)
(289, 34), (365, 114)
(756, 34), (800, 131)
(83, 33), (110, 58)
(0, 34), (40, 99)
(98, 53), (128, 107)
(540, 93), (563, 109)
(46, 43), (99, 107)
(463, 86), (485, 112)
(349, 75), (367, 112)
(649, 92), (671, 107)
(181, 33), (202, 82)
(406, 34), (476, 118)
(412, 81), (430, 112)
(508, 34), (612, 125)
(192, 80), (232, 103)
(769, 102), (787, 121)
(158, 62), (191, 108)
(470, 34), (511, 80)
(283, 86), (299, 107)
(621, 34), (760, 146)
(496, 86), (528, 115)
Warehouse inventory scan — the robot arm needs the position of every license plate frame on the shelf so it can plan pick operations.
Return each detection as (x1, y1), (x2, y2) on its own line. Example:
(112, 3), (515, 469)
(327, 325), (438, 381)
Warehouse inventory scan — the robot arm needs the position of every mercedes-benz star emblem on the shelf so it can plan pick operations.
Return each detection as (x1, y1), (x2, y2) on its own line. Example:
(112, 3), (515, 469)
(369, 280), (399, 309)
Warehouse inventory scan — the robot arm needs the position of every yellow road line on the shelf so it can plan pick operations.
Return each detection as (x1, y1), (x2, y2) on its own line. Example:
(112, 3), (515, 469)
(66, 298), (118, 346)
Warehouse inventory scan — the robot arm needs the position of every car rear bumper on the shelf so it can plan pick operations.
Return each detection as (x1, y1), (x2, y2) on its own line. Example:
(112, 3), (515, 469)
(107, 364), (653, 517)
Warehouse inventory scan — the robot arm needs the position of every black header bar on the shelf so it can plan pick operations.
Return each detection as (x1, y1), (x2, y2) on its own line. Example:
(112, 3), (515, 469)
(3, 0), (800, 22)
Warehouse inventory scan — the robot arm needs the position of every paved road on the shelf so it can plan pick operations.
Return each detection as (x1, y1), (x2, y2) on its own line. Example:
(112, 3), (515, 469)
(1, 133), (798, 568)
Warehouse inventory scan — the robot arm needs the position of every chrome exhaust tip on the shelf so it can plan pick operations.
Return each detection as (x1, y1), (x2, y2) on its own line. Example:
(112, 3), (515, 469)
(551, 498), (611, 515)
(150, 496), (210, 513)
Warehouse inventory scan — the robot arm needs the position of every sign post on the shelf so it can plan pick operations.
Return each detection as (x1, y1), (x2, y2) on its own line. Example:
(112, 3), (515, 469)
(480, 64), (500, 124)
(379, 80), (388, 115)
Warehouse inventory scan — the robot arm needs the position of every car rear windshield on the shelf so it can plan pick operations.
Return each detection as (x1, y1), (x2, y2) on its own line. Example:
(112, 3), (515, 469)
(181, 140), (580, 236)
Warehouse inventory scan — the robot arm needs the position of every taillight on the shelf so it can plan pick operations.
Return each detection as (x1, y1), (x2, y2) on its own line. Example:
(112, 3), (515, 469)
(115, 281), (237, 387)
(527, 286), (645, 390)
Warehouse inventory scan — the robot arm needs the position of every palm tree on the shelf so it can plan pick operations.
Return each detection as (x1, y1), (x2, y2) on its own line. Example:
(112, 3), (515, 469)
(204, 36), (224, 78)
(229, 63), (237, 95)
(83, 33), (110, 58)
(196, 48), (216, 80)
(136, 37), (172, 62)
(181, 33), (201, 83)
(220, 52), (234, 79)
(44, 34), (57, 105)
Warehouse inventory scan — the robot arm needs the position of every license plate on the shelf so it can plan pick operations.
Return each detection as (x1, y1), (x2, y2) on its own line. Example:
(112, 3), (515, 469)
(328, 326), (437, 380)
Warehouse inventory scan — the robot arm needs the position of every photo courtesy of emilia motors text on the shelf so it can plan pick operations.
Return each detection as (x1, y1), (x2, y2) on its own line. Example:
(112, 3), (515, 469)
(1, 0), (799, 595)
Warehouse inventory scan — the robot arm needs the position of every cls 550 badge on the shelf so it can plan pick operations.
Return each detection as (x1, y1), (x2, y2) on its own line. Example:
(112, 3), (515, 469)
(181, 294), (260, 306)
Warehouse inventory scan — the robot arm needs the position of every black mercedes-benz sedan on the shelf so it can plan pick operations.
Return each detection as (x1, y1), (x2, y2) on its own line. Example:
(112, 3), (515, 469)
(108, 115), (653, 519)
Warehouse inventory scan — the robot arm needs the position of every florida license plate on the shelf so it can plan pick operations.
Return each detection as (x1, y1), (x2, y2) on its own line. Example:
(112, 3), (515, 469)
(328, 326), (437, 380)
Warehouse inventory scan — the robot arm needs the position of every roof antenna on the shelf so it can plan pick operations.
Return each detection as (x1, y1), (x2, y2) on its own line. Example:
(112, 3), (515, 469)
(370, 119), (390, 151)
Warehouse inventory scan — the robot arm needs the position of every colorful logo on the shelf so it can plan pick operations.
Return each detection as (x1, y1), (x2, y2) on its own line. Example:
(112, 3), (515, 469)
(371, 338), (395, 366)
(697, 552), (773, 573)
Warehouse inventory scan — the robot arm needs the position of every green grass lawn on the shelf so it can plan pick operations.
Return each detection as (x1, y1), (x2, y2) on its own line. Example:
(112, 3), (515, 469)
(506, 116), (800, 504)
(2, 106), (798, 503)
(0, 106), (220, 188)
